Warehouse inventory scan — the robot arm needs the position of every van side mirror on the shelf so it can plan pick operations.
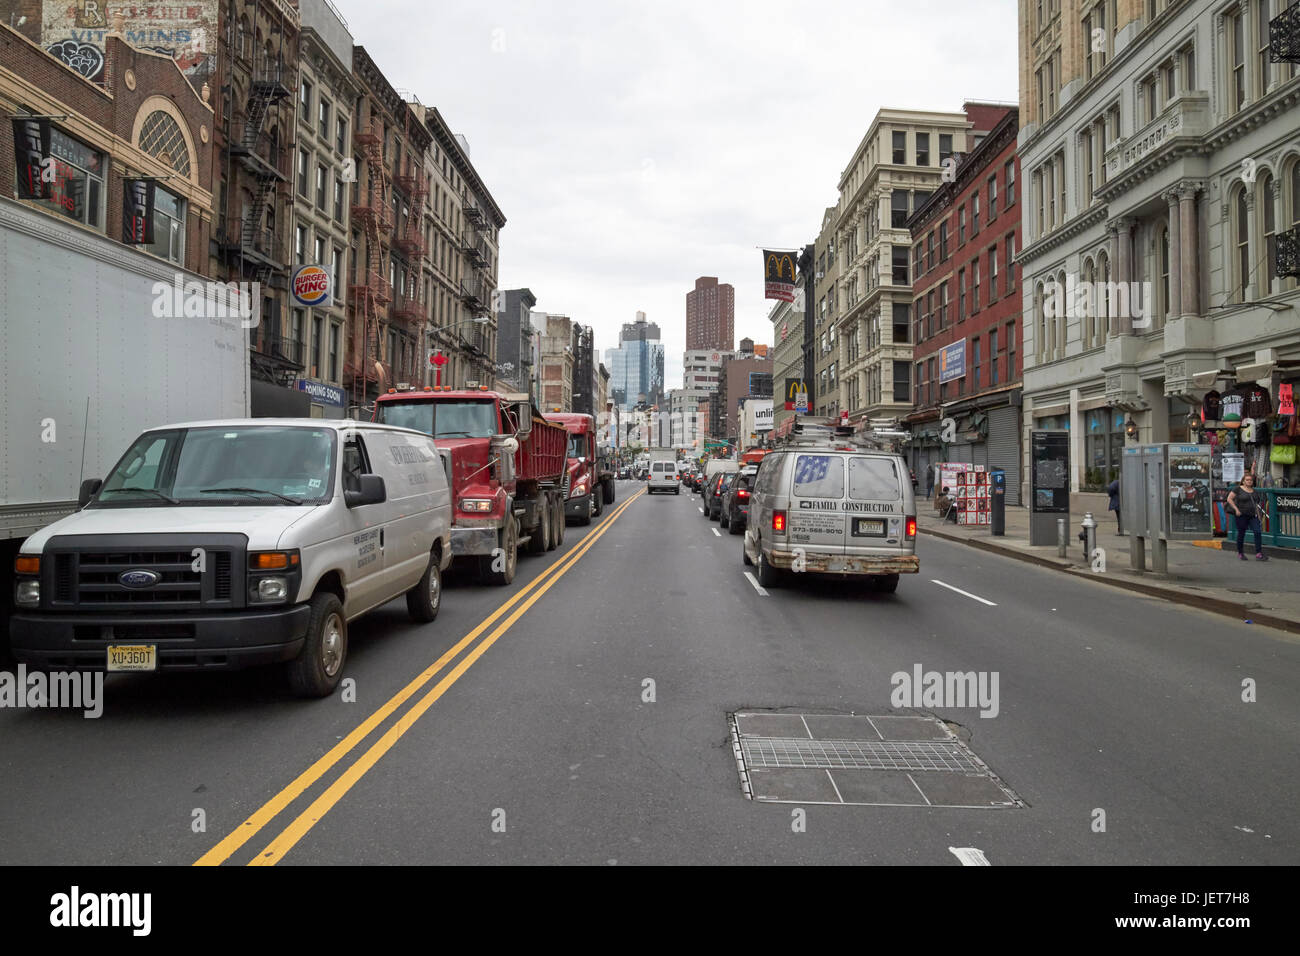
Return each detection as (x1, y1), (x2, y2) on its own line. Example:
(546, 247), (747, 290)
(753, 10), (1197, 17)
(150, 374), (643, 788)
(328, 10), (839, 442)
(78, 478), (102, 508)
(345, 474), (386, 508)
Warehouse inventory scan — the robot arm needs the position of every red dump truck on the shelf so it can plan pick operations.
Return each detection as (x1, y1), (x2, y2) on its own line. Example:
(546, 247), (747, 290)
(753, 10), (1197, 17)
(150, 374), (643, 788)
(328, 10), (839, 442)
(374, 387), (568, 585)
(543, 412), (616, 524)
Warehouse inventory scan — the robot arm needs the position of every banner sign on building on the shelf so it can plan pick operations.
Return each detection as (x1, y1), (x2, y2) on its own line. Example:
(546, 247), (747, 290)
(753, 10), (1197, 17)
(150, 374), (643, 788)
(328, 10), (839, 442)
(297, 380), (346, 407)
(12, 117), (52, 200)
(939, 340), (966, 383)
(291, 265), (332, 308)
(121, 179), (156, 244)
(785, 377), (810, 412)
(763, 249), (796, 302)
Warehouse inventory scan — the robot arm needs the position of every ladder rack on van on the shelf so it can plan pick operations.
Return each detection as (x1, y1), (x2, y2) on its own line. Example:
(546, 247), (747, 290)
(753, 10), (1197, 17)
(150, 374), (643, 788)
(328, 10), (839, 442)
(774, 419), (896, 452)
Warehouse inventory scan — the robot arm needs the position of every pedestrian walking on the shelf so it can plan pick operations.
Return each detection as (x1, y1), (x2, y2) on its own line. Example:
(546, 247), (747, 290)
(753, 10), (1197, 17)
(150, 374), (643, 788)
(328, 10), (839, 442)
(1106, 477), (1121, 533)
(925, 464), (935, 500)
(1226, 472), (1268, 561)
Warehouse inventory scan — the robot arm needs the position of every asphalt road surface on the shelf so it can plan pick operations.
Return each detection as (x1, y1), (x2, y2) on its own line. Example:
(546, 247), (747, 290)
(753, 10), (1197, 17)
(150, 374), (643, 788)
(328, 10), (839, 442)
(2, 480), (1296, 865)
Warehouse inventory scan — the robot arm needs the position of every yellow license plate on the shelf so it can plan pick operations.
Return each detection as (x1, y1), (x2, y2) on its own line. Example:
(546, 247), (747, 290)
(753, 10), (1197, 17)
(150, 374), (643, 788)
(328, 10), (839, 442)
(107, 645), (156, 672)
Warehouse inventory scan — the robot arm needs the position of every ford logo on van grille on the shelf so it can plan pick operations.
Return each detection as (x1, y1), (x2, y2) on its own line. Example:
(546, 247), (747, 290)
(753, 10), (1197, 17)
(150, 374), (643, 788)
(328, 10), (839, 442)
(119, 569), (161, 588)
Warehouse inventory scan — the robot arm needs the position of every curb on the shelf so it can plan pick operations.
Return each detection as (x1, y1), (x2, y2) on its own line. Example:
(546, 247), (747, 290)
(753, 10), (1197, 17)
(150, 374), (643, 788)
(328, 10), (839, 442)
(919, 525), (1300, 636)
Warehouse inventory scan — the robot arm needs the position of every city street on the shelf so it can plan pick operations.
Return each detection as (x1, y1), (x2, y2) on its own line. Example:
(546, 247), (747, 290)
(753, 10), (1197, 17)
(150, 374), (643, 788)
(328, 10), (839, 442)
(2, 480), (1295, 866)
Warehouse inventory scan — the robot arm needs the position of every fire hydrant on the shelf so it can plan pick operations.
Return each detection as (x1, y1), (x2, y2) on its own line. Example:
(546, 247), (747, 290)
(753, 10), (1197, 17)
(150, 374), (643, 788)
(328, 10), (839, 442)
(1080, 512), (1097, 562)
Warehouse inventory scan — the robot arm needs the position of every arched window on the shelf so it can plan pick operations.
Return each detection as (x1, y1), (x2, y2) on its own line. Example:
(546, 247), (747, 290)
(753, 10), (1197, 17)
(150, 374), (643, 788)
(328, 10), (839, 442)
(137, 109), (192, 176)
(1260, 171), (1276, 291)
(1159, 226), (1170, 325)
(1056, 269), (1067, 357)
(1289, 160), (1300, 290)
(1235, 187), (1250, 302)
(1034, 281), (1046, 363)
(1096, 250), (1110, 339)
(237, 17), (248, 60)
(1082, 257), (1096, 347)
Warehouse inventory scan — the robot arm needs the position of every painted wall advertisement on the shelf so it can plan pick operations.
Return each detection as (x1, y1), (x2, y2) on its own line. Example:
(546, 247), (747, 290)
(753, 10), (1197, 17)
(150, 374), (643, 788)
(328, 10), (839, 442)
(40, 2), (218, 86)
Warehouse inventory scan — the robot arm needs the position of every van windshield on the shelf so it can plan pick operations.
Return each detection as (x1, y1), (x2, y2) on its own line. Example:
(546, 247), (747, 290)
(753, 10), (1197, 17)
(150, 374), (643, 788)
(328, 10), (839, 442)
(94, 426), (335, 507)
(850, 457), (901, 499)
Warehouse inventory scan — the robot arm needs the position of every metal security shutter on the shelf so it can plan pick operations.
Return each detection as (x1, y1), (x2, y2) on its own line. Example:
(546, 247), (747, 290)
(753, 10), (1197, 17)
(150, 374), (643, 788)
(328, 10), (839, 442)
(949, 443), (974, 464)
(987, 404), (1021, 506)
(972, 443), (989, 469)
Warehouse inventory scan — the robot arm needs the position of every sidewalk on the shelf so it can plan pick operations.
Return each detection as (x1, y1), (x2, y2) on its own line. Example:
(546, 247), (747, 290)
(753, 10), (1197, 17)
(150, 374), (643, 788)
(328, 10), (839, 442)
(917, 499), (1300, 635)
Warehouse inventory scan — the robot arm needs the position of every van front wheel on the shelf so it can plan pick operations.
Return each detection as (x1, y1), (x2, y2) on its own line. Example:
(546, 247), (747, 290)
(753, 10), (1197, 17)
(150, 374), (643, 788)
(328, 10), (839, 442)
(406, 553), (442, 622)
(287, 593), (347, 698)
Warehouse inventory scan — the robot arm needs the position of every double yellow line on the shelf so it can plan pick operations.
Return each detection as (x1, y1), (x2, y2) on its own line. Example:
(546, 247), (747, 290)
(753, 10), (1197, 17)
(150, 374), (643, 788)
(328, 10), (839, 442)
(195, 488), (644, 866)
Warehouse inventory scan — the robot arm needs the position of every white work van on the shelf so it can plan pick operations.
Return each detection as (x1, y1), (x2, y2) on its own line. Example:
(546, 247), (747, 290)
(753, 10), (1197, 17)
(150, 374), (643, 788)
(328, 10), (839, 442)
(10, 420), (452, 697)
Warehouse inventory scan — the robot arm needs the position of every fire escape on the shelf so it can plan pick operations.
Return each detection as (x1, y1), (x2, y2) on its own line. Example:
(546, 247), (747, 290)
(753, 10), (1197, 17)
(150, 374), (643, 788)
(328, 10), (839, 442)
(345, 122), (393, 405)
(459, 194), (494, 377)
(391, 164), (429, 377)
(220, 49), (297, 386)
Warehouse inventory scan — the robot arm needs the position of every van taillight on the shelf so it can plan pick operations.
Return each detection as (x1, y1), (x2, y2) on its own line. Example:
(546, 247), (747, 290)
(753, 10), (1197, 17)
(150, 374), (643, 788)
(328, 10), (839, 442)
(738, 489), (750, 499)
(906, 516), (917, 538)
(773, 510), (786, 532)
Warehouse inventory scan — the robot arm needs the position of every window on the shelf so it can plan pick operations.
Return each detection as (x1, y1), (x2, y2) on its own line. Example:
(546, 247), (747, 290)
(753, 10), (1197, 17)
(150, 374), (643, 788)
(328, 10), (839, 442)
(315, 236), (326, 266)
(336, 117), (348, 154)
(893, 303), (910, 343)
(988, 174), (998, 216)
(38, 128), (105, 229)
(891, 246), (909, 284)
(973, 259), (981, 311)
(927, 232), (936, 270)
(990, 328), (999, 385)
(1258, 0), (1273, 98)
(298, 148), (309, 197)
(1231, 8), (1247, 113)
(1160, 229), (1171, 322)
(318, 98), (331, 140)
(973, 195), (982, 235)
(892, 131), (906, 164)
(989, 246), (999, 301)
(1056, 150), (1067, 226)
(311, 315), (323, 377)
(892, 361), (910, 403)
(1006, 236), (1016, 293)
(926, 290), (936, 338)
(1236, 188), (1250, 301)
(1007, 321), (1016, 378)
(1082, 128), (1095, 201)
(958, 269), (967, 320)
(144, 186), (184, 264)
(1097, 250), (1110, 336)
(959, 206), (967, 244)
(301, 78), (312, 115)
(939, 222), (949, 260)
(916, 133), (930, 166)
(335, 175), (345, 221)
(1006, 160), (1016, 204)
(972, 338), (981, 391)
(892, 190), (909, 228)
(939, 134), (953, 166)
(1261, 172), (1277, 291)
(1184, 43), (1196, 91)
(316, 164), (327, 209)
(295, 225), (307, 265)
(915, 361), (923, 405)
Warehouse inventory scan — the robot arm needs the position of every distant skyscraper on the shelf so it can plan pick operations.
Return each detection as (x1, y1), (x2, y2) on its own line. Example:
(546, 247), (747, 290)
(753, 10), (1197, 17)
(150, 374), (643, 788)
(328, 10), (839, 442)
(686, 277), (735, 351)
(604, 311), (664, 410)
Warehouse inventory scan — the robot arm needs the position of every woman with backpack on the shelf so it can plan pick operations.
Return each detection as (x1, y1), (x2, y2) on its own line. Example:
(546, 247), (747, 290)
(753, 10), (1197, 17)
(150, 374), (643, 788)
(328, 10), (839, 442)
(1226, 472), (1268, 561)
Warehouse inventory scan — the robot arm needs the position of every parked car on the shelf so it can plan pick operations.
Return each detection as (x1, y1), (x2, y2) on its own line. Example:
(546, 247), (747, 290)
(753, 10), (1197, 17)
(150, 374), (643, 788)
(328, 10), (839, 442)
(9, 419), (453, 697)
(721, 466), (758, 533)
(742, 423), (918, 593)
(709, 472), (737, 521)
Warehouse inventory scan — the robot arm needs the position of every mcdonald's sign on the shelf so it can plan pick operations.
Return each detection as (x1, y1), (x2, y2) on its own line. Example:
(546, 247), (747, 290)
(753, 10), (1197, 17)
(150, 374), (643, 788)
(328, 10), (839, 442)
(763, 249), (797, 303)
(784, 377), (810, 412)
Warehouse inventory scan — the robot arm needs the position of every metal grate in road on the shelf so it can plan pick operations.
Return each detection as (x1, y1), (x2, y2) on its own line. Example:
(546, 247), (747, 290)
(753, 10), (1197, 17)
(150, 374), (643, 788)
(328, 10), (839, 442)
(740, 737), (985, 773)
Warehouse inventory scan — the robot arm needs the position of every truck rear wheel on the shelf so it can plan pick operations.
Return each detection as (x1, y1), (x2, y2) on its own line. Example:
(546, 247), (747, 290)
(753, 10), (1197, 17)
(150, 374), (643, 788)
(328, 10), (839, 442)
(286, 592), (347, 698)
(527, 500), (549, 555)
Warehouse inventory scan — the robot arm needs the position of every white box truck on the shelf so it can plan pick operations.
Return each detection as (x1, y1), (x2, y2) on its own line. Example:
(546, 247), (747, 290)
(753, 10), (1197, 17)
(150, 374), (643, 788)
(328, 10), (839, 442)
(1, 198), (251, 652)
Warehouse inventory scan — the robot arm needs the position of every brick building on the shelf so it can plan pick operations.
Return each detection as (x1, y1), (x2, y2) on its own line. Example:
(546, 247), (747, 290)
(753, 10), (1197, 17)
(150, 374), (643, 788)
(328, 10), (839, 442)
(685, 276), (734, 351)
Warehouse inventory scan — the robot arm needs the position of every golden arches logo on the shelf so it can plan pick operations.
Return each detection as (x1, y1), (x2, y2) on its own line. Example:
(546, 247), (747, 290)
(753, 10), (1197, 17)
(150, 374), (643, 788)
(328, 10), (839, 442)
(765, 252), (795, 281)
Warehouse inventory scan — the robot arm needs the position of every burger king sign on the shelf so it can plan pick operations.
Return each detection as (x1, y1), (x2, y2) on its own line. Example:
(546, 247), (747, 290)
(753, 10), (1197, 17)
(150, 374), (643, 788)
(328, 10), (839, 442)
(291, 265), (332, 308)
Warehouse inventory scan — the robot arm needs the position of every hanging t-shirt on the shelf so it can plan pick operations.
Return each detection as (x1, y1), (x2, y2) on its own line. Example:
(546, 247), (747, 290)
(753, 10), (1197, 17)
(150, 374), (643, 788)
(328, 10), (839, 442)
(1220, 388), (1245, 427)
(1202, 390), (1221, 422)
(1243, 385), (1273, 419)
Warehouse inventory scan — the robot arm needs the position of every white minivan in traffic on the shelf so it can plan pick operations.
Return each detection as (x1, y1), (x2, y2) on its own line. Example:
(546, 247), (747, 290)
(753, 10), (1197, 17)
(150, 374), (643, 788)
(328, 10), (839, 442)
(10, 419), (452, 697)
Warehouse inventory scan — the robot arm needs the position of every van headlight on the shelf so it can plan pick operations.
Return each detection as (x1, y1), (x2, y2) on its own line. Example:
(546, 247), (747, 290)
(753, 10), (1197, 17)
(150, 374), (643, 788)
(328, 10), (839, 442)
(254, 576), (289, 603)
(15, 579), (40, 607)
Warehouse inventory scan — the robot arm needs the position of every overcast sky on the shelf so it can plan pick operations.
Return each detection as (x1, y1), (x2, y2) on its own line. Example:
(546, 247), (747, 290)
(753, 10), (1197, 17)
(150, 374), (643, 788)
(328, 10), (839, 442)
(342, 0), (1018, 390)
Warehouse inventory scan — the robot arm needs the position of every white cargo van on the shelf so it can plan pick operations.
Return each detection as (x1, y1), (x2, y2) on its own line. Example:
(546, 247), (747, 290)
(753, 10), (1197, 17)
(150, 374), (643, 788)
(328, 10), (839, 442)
(647, 448), (679, 495)
(10, 420), (452, 697)
(743, 424), (918, 592)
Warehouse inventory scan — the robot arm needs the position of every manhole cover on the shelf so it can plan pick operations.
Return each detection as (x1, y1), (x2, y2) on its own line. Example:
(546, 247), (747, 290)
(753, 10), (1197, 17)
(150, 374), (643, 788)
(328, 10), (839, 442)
(729, 712), (1022, 809)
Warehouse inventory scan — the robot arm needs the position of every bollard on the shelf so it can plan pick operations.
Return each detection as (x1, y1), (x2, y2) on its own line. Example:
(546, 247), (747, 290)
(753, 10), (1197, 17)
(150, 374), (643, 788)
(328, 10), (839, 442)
(1057, 517), (1067, 557)
(1081, 512), (1097, 564)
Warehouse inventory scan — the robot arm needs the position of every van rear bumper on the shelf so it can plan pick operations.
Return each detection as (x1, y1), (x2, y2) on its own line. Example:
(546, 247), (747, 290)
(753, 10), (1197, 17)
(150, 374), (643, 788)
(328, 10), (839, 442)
(769, 549), (920, 575)
(9, 604), (311, 671)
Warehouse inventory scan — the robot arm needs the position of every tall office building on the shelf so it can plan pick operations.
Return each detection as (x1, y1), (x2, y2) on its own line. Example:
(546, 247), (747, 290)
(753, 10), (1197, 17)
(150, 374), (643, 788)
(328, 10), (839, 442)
(685, 276), (735, 351)
(605, 311), (664, 410)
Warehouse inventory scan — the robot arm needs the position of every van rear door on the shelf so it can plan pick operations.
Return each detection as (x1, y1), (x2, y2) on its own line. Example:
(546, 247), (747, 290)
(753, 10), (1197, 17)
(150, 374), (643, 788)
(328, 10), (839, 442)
(786, 454), (847, 555)
(845, 456), (907, 552)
